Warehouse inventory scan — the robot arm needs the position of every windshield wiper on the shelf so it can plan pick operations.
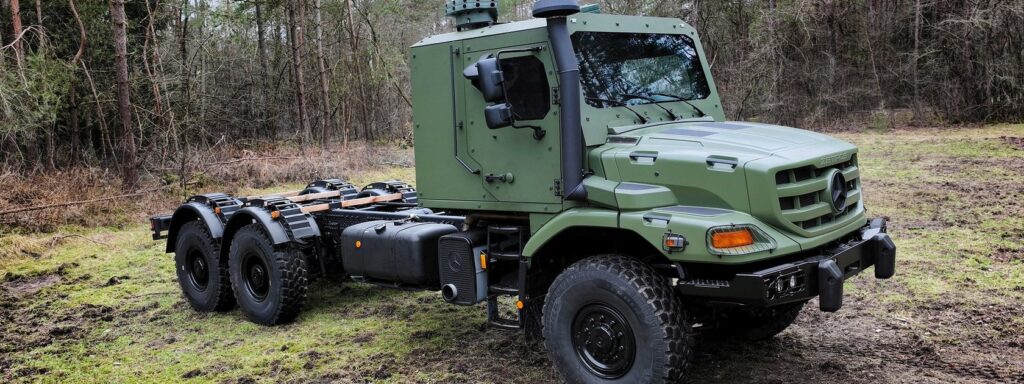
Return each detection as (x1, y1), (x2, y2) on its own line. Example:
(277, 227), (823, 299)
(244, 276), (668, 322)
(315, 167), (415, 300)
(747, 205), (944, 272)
(586, 97), (649, 124)
(621, 93), (679, 121)
(648, 92), (708, 118)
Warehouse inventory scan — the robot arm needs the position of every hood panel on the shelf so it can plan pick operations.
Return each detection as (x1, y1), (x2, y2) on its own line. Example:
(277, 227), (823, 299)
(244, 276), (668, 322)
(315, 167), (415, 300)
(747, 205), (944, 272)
(617, 121), (837, 155)
(598, 121), (865, 246)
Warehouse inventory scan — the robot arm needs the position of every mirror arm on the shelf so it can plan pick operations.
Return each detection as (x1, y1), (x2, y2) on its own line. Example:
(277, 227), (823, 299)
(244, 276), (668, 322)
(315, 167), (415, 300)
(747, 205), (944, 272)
(511, 122), (546, 140)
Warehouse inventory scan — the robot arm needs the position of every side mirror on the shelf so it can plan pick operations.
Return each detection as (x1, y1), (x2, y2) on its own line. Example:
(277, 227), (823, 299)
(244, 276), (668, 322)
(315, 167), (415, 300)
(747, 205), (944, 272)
(464, 57), (505, 102)
(484, 104), (513, 129)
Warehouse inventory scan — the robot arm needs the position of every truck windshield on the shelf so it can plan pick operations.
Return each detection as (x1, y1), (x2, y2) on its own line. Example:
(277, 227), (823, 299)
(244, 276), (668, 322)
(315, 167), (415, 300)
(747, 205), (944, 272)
(572, 32), (711, 109)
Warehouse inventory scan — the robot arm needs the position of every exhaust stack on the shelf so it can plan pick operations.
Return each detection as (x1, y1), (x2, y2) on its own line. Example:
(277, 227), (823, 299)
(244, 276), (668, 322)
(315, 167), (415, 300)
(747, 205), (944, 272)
(533, 0), (587, 201)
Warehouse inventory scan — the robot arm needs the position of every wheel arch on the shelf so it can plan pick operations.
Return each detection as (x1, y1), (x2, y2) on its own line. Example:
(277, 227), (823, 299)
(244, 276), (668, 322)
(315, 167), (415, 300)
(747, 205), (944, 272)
(166, 203), (224, 253)
(221, 207), (295, 261)
(523, 209), (676, 296)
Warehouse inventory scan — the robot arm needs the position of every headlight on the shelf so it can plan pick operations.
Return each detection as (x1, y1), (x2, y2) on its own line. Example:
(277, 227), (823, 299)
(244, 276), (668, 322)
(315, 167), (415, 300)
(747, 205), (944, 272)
(706, 225), (776, 256)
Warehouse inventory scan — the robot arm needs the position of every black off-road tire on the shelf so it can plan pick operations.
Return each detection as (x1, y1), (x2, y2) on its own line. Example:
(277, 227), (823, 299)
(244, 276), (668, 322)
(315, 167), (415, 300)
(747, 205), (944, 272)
(542, 255), (693, 383)
(174, 221), (234, 312)
(719, 301), (806, 341)
(228, 224), (308, 326)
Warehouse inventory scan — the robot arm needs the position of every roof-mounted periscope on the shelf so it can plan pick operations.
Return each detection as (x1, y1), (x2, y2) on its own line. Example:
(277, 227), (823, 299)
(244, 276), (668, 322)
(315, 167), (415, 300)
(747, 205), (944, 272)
(445, 0), (499, 31)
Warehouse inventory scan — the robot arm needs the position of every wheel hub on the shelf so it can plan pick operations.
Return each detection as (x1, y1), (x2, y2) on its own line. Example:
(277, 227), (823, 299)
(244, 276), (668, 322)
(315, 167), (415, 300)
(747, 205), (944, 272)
(242, 254), (270, 301)
(572, 303), (636, 379)
(186, 250), (209, 290)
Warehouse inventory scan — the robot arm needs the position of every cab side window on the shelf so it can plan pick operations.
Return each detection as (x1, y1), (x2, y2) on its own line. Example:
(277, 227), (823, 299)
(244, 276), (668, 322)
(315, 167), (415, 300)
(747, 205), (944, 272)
(499, 56), (550, 120)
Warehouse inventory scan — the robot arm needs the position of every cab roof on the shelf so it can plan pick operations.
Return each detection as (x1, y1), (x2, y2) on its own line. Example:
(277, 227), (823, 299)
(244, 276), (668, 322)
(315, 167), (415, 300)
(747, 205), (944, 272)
(412, 13), (696, 48)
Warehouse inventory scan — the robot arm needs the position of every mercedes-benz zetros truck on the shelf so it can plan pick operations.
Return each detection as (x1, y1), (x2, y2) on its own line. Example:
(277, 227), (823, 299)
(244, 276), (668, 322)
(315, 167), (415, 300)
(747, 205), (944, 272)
(150, 1), (897, 381)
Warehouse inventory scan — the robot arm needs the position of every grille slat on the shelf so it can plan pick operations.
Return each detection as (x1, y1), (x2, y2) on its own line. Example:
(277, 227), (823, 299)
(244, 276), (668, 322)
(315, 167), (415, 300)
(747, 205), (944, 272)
(776, 154), (861, 232)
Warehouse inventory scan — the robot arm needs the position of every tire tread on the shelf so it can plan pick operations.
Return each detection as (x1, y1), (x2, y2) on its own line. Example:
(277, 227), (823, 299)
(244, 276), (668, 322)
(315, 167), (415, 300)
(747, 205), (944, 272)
(229, 224), (308, 325)
(544, 254), (694, 382)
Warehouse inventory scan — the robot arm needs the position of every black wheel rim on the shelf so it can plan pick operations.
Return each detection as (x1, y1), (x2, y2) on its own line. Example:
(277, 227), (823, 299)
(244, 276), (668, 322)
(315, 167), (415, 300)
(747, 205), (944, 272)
(186, 249), (209, 291)
(571, 303), (636, 379)
(241, 253), (270, 301)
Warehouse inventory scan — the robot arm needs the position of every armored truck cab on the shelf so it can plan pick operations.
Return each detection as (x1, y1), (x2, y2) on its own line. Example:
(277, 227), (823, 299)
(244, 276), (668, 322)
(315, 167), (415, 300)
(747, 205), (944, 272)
(151, 1), (896, 382)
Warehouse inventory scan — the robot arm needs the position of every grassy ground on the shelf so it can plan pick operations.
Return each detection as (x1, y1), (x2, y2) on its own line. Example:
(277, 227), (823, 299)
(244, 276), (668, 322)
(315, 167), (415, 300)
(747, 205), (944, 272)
(2, 125), (1023, 383)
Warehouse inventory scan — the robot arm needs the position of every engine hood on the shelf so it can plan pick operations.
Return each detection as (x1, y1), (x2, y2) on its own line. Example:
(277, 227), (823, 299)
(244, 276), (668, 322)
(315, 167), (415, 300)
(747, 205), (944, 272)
(607, 120), (841, 156)
(589, 121), (856, 214)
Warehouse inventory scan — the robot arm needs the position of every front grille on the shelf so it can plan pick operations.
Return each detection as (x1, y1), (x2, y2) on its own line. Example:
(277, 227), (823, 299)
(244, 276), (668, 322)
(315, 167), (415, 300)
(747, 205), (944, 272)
(774, 154), (861, 233)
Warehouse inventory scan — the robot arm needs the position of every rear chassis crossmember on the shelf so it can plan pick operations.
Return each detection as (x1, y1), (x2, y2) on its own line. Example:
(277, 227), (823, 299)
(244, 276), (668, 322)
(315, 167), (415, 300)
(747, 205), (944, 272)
(677, 218), (896, 312)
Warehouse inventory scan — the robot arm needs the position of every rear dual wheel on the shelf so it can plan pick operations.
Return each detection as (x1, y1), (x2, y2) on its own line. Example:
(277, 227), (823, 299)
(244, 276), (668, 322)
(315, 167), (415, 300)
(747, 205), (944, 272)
(227, 224), (308, 325)
(174, 221), (235, 312)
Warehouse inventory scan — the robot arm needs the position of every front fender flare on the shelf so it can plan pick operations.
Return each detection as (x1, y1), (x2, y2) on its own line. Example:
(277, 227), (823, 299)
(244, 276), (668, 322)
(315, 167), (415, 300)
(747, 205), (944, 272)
(522, 208), (619, 259)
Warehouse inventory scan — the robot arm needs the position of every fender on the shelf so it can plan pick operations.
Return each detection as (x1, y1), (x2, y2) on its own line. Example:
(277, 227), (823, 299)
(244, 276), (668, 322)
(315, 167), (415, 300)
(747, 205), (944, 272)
(522, 208), (619, 259)
(222, 206), (295, 253)
(165, 202), (225, 253)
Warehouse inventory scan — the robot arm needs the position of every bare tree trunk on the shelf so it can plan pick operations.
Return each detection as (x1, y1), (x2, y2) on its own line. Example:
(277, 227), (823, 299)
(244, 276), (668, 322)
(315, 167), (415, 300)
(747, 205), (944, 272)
(911, 0), (923, 124)
(69, 0), (85, 63)
(33, 0), (40, 26)
(80, 60), (107, 161)
(10, 0), (24, 71)
(143, 0), (164, 120)
(287, 0), (312, 146)
(0, 1), (5, 50)
(180, 0), (190, 102)
(255, 0), (270, 136)
(70, 89), (81, 163)
(314, 0), (334, 146)
(346, 0), (371, 141)
(110, 0), (138, 190)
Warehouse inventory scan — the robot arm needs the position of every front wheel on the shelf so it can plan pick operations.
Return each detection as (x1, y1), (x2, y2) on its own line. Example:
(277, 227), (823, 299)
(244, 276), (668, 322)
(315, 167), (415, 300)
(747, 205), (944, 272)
(228, 224), (308, 325)
(542, 255), (693, 383)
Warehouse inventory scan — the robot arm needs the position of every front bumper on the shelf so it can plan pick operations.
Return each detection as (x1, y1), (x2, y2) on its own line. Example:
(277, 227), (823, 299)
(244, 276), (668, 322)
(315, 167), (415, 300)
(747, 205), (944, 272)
(676, 218), (896, 312)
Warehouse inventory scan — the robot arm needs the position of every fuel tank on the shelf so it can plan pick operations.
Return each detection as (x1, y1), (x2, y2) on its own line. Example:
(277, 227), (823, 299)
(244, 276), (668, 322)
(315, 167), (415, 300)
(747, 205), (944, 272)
(340, 220), (459, 288)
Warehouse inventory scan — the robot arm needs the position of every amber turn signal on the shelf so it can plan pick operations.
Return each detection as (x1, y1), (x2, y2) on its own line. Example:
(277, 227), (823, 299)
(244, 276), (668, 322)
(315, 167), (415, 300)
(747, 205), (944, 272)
(270, 211), (281, 220)
(479, 252), (488, 270)
(710, 228), (754, 249)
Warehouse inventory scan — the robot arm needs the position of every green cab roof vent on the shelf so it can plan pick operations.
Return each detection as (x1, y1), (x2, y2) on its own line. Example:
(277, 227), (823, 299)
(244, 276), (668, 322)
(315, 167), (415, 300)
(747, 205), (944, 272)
(580, 4), (600, 13)
(446, 1), (499, 31)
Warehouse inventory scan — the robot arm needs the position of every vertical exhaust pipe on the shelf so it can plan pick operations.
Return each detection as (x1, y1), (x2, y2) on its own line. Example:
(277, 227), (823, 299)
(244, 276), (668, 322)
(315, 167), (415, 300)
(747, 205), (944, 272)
(533, 0), (587, 201)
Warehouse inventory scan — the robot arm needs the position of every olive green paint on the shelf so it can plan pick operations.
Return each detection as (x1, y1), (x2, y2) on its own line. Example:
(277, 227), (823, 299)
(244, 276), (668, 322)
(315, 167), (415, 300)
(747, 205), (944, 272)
(411, 11), (870, 266)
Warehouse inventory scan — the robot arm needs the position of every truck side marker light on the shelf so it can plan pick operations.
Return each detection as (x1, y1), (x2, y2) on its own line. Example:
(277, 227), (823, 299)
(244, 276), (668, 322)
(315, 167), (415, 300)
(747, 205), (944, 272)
(515, 300), (524, 310)
(214, 207), (222, 215)
(355, 240), (362, 249)
(480, 252), (488, 270)
(663, 233), (688, 252)
(270, 211), (281, 220)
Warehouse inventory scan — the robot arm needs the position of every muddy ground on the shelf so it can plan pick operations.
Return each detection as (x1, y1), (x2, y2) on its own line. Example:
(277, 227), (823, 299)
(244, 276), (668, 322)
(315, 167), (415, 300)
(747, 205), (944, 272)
(1, 125), (1022, 383)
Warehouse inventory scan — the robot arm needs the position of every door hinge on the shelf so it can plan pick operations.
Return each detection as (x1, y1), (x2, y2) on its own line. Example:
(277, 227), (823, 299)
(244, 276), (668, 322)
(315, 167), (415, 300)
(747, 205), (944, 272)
(553, 179), (562, 197)
(552, 87), (560, 105)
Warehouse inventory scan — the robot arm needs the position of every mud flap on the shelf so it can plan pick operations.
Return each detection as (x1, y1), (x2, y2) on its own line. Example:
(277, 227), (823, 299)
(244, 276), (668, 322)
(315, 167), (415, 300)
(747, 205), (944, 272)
(818, 259), (844, 312)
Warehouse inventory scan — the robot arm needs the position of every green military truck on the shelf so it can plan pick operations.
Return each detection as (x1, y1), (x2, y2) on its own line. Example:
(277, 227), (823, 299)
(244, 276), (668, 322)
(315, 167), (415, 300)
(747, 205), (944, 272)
(150, 1), (896, 381)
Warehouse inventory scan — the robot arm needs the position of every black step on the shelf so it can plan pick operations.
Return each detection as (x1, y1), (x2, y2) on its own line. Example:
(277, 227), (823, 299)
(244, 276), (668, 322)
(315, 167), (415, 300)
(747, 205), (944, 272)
(486, 296), (522, 330)
(488, 318), (521, 330)
(488, 284), (519, 295)
(488, 226), (522, 235)
(488, 251), (521, 261)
